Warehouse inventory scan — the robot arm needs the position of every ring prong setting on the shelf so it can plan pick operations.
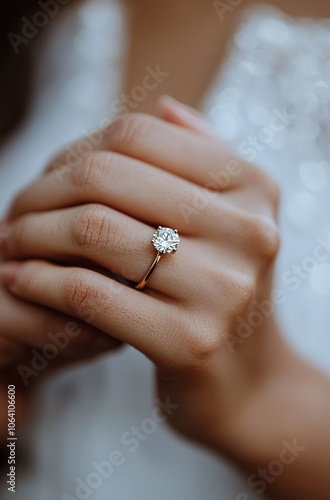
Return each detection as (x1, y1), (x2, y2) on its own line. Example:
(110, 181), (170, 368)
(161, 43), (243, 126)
(151, 227), (180, 254)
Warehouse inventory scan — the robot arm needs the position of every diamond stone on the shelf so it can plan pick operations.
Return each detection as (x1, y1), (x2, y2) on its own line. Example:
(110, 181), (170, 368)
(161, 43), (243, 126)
(151, 227), (180, 254)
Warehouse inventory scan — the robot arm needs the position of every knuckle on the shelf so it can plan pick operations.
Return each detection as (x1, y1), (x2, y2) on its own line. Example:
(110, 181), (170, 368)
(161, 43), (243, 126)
(255, 169), (281, 209)
(178, 313), (220, 367)
(70, 205), (112, 251)
(71, 152), (108, 192)
(262, 173), (281, 210)
(61, 272), (104, 316)
(209, 267), (256, 323)
(112, 114), (153, 153)
(188, 330), (219, 365)
(243, 213), (280, 260)
(232, 272), (256, 313)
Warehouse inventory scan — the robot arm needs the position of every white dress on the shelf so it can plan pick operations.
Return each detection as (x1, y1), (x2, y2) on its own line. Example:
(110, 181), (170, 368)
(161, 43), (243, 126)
(1, 1), (329, 499)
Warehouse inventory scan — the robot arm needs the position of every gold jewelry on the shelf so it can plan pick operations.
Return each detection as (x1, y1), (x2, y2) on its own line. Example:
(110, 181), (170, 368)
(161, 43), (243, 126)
(135, 227), (180, 290)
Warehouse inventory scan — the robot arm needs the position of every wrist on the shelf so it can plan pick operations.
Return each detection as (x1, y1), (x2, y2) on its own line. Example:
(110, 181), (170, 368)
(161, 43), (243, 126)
(211, 320), (298, 460)
(213, 328), (329, 473)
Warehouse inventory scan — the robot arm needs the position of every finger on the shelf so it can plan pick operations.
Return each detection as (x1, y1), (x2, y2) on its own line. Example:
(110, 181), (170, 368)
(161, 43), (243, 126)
(107, 113), (279, 212)
(157, 97), (279, 215)
(157, 95), (220, 139)
(3, 204), (196, 298)
(26, 114), (253, 196)
(7, 152), (216, 233)
(0, 261), (185, 365)
(106, 114), (262, 190)
(51, 113), (245, 189)
(0, 285), (119, 360)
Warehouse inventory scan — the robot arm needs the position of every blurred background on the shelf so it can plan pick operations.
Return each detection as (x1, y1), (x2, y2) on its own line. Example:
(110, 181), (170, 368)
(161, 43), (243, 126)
(0, 0), (330, 498)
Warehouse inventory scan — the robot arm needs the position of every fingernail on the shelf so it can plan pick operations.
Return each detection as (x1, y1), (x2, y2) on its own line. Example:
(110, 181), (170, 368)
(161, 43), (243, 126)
(0, 262), (20, 285)
(159, 95), (218, 137)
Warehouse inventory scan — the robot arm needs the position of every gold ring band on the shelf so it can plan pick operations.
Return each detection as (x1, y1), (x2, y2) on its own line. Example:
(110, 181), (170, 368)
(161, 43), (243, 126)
(135, 251), (163, 290)
(135, 226), (180, 291)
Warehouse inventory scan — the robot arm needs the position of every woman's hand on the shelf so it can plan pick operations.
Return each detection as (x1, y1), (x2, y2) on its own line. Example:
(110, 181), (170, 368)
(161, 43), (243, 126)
(0, 234), (122, 442)
(0, 100), (281, 455)
(0, 277), (122, 441)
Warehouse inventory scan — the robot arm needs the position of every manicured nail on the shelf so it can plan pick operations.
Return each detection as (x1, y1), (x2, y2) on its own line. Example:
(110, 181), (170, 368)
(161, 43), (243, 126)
(0, 262), (21, 285)
(159, 95), (218, 137)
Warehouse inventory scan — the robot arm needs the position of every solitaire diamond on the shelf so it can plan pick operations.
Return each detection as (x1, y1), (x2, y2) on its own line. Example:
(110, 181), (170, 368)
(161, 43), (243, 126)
(151, 227), (180, 254)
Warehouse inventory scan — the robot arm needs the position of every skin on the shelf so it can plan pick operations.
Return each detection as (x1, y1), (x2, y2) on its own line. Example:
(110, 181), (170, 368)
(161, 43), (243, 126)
(0, 0), (330, 498)
(123, 0), (330, 114)
(0, 101), (330, 500)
